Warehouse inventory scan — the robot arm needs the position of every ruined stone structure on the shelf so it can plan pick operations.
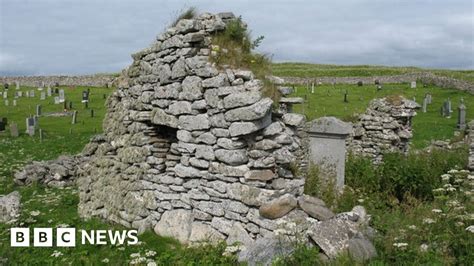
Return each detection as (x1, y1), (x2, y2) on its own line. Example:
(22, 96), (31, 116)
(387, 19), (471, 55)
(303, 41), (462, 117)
(74, 13), (313, 243)
(348, 97), (420, 162)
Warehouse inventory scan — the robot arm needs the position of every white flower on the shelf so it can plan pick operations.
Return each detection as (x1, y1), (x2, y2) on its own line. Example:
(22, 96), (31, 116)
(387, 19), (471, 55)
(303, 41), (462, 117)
(130, 253), (141, 258)
(419, 243), (429, 252)
(57, 224), (70, 228)
(423, 218), (436, 224)
(431, 209), (442, 213)
(393, 242), (408, 248)
(466, 225), (474, 233)
(30, 210), (41, 216)
(51, 250), (63, 257)
(101, 258), (109, 263)
(145, 250), (157, 257)
(147, 262), (157, 266)
(467, 175), (474, 180)
(441, 174), (451, 181)
(446, 187), (457, 192)
(432, 188), (445, 193)
(448, 169), (459, 174)
(357, 198), (365, 203)
(118, 247), (125, 251)
(447, 200), (460, 207)
(408, 225), (417, 230)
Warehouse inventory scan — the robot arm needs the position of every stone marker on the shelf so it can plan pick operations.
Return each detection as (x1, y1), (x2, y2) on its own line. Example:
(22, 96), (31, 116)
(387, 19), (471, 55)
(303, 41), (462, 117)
(13, 100), (17, 106)
(3, 91), (7, 99)
(447, 98), (452, 113)
(357, 81), (363, 86)
(18, 91), (22, 97)
(4, 99), (8, 106)
(3, 83), (8, 90)
(47, 87), (52, 97)
(36, 105), (42, 116)
(25, 91), (29, 97)
(344, 90), (348, 103)
(59, 89), (65, 103)
(311, 83), (315, 94)
(72, 111), (78, 124)
(54, 96), (60, 104)
(422, 97), (427, 113)
(0, 118), (5, 131)
(443, 100), (451, 118)
(90, 109), (94, 117)
(457, 99), (467, 130)
(307, 117), (352, 191)
(10, 123), (19, 137)
(410, 81), (416, 88)
(82, 90), (89, 103)
(30, 90), (35, 97)
(26, 117), (35, 136)
(427, 94), (432, 104)
(15, 81), (19, 90)
(40, 92), (46, 100)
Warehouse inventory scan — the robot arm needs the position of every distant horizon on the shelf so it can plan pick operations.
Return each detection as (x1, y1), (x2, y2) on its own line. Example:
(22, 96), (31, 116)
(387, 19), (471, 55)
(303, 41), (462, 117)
(1, 0), (473, 76)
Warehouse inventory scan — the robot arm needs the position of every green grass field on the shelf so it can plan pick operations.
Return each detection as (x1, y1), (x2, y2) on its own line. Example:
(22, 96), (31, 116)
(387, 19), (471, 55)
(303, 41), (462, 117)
(272, 62), (474, 83)
(288, 82), (473, 148)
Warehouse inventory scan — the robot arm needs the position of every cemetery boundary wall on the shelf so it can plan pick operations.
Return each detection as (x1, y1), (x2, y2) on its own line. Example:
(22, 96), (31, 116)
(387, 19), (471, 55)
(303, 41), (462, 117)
(0, 75), (117, 88)
(281, 72), (474, 94)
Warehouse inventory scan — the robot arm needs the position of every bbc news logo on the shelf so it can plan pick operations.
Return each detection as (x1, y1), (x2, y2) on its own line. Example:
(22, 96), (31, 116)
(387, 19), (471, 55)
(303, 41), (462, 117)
(10, 228), (138, 247)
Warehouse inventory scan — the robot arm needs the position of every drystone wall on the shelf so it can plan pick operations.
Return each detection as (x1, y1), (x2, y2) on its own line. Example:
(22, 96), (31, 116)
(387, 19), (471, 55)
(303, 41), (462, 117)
(0, 75), (116, 88)
(348, 97), (420, 162)
(282, 73), (474, 94)
(75, 12), (314, 244)
(468, 120), (474, 171)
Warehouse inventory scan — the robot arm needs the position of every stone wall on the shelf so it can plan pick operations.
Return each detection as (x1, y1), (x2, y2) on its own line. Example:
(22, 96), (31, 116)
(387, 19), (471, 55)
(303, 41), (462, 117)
(76, 12), (314, 244)
(0, 75), (117, 88)
(282, 73), (474, 94)
(468, 120), (474, 171)
(348, 97), (420, 162)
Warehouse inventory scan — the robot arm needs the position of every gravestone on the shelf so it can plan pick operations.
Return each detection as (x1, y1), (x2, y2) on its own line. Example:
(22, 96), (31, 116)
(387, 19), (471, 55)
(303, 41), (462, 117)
(307, 117), (353, 191)
(30, 90), (35, 97)
(18, 91), (22, 97)
(59, 89), (65, 103)
(357, 81), (363, 86)
(3, 83), (8, 90)
(40, 92), (46, 100)
(374, 79), (380, 85)
(447, 98), (452, 113)
(4, 100), (8, 106)
(410, 81), (416, 89)
(82, 90), (89, 103)
(90, 109), (94, 118)
(10, 123), (19, 137)
(54, 96), (60, 104)
(344, 90), (348, 103)
(13, 100), (17, 106)
(443, 101), (451, 118)
(457, 100), (467, 130)
(311, 83), (315, 94)
(25, 91), (29, 97)
(72, 111), (78, 124)
(36, 105), (42, 116)
(0, 118), (5, 131)
(26, 117), (35, 136)
(15, 81), (19, 90)
(47, 87), (52, 97)
(3, 91), (7, 99)
(422, 97), (427, 113)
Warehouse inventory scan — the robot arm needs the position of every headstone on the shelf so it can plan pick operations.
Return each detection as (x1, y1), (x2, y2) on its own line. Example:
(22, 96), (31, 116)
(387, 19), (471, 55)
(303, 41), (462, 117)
(311, 83), (315, 94)
(59, 89), (65, 103)
(72, 111), (78, 124)
(4, 100), (9, 106)
(447, 98), (452, 113)
(0, 118), (5, 131)
(13, 100), (17, 106)
(457, 100), (466, 130)
(54, 96), (60, 104)
(39, 129), (43, 142)
(443, 101), (451, 118)
(374, 79), (380, 85)
(82, 90), (89, 103)
(3, 83), (8, 90)
(427, 94), (432, 104)
(410, 81), (416, 89)
(69, 101), (73, 109)
(47, 87), (52, 97)
(18, 91), (22, 97)
(40, 92), (46, 100)
(343, 90), (348, 103)
(10, 123), (19, 137)
(26, 117), (35, 136)
(36, 105), (42, 116)
(30, 90), (35, 97)
(15, 81), (20, 90)
(3, 91), (7, 99)
(307, 117), (353, 192)
(357, 81), (363, 86)
(90, 109), (95, 118)
(25, 91), (29, 98)
(422, 97), (427, 113)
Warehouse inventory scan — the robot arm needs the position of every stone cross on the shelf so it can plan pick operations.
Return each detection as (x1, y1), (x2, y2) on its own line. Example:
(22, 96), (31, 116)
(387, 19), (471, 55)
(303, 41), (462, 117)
(457, 99), (467, 130)
(306, 117), (353, 192)
(410, 81), (416, 89)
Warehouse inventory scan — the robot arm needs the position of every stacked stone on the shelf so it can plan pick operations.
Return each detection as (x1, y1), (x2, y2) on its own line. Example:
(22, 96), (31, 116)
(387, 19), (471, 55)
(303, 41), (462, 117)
(468, 120), (474, 171)
(76, 12), (309, 243)
(348, 97), (420, 162)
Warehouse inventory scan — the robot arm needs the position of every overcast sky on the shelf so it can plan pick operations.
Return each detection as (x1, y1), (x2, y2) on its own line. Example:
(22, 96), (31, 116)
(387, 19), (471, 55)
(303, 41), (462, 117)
(0, 0), (473, 76)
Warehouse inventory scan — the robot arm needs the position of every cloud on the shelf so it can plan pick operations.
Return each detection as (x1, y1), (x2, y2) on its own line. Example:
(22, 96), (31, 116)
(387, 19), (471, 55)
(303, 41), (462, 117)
(0, 0), (472, 76)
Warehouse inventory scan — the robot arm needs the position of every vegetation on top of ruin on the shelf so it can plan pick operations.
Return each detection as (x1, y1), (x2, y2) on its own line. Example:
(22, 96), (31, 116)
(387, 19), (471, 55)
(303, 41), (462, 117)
(170, 7), (197, 27)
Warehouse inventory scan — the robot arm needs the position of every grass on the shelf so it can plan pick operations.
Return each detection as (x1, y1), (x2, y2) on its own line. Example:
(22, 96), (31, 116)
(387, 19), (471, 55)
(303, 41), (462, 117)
(288, 82), (474, 148)
(272, 62), (474, 83)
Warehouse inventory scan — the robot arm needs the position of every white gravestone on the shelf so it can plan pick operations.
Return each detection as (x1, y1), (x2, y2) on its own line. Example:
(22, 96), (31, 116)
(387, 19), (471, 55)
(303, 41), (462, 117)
(59, 89), (65, 103)
(410, 81), (416, 88)
(40, 92), (46, 100)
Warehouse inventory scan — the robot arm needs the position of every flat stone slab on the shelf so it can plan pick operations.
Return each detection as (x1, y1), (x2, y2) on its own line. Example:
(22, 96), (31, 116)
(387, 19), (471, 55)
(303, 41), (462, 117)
(308, 116), (352, 136)
(279, 97), (304, 104)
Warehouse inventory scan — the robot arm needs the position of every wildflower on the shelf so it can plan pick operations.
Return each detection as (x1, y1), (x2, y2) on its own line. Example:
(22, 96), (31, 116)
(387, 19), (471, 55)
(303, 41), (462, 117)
(447, 200), (460, 207)
(101, 258), (109, 263)
(130, 253), (141, 258)
(30, 210), (41, 216)
(51, 250), (63, 257)
(408, 225), (417, 230)
(357, 198), (365, 203)
(57, 224), (70, 228)
(47, 219), (53, 223)
(147, 262), (157, 266)
(423, 218), (436, 224)
(223, 245), (241, 256)
(448, 169), (459, 174)
(393, 242), (408, 249)
(446, 187), (457, 192)
(467, 175), (474, 180)
(441, 174), (451, 181)
(118, 247), (125, 251)
(432, 209), (442, 213)
(145, 250), (157, 257)
(466, 225), (474, 233)
(419, 243), (429, 252)
(456, 221), (465, 227)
